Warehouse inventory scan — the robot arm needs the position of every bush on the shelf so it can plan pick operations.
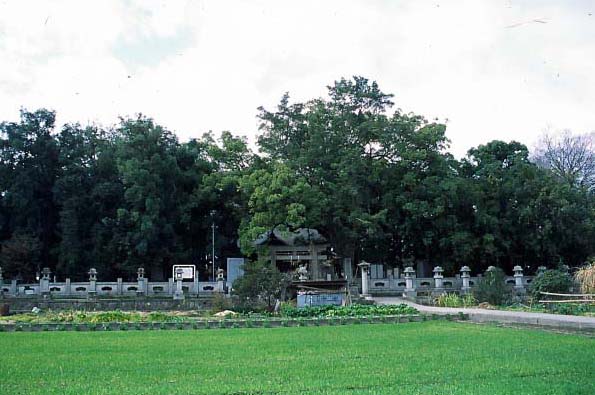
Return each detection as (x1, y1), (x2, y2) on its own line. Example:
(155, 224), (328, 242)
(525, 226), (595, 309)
(473, 267), (510, 306)
(530, 269), (573, 301)
(232, 260), (291, 310)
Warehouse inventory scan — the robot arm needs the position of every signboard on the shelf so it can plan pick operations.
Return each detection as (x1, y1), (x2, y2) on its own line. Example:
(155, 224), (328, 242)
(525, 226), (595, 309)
(297, 293), (343, 308)
(227, 257), (245, 285)
(172, 265), (195, 280)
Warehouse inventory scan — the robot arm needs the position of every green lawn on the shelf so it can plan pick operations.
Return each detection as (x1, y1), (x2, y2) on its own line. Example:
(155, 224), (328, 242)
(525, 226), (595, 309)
(1, 322), (593, 394)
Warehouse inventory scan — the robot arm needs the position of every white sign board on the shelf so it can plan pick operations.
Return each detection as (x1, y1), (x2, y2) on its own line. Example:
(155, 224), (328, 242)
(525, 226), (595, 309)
(172, 265), (195, 280)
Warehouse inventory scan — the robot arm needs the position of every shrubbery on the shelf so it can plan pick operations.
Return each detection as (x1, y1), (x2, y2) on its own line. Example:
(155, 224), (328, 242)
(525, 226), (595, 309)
(530, 269), (573, 302)
(232, 260), (291, 309)
(473, 267), (511, 306)
(280, 304), (418, 318)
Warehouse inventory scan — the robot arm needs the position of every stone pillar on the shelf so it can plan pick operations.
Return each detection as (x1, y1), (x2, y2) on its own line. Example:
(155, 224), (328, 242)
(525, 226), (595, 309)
(0, 266), (3, 298)
(216, 268), (225, 293)
(173, 268), (184, 300)
(433, 266), (444, 290)
(40, 267), (51, 298)
(10, 279), (17, 296)
(168, 278), (174, 295)
(193, 274), (199, 295)
(513, 265), (525, 293)
(311, 246), (320, 280)
(403, 266), (416, 299)
(88, 268), (98, 299)
(117, 278), (123, 295)
(136, 267), (145, 296)
(358, 261), (371, 297)
(343, 258), (353, 283)
(460, 266), (471, 293)
(65, 278), (71, 296)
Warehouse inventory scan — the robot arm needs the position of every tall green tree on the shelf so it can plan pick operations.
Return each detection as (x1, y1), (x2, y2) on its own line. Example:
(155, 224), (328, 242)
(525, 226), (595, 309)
(0, 109), (60, 274)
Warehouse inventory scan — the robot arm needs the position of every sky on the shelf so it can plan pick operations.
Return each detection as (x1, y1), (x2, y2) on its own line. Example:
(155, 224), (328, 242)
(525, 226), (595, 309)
(0, 0), (594, 158)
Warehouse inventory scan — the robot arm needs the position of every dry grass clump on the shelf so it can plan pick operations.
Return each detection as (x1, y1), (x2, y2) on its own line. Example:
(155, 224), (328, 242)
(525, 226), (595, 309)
(574, 262), (595, 294)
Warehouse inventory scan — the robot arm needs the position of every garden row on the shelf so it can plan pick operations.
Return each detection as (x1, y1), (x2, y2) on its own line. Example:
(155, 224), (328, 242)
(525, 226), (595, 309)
(0, 313), (468, 332)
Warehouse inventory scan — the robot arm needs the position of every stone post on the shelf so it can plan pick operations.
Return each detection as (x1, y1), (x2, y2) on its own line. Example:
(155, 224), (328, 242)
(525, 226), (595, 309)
(193, 273), (199, 295)
(136, 267), (145, 296)
(460, 266), (471, 293)
(40, 267), (51, 298)
(403, 266), (416, 299)
(65, 278), (71, 296)
(10, 279), (17, 296)
(0, 266), (3, 298)
(116, 278), (123, 295)
(168, 278), (174, 295)
(433, 266), (444, 290)
(88, 268), (97, 299)
(358, 261), (371, 297)
(173, 268), (184, 300)
(343, 258), (353, 283)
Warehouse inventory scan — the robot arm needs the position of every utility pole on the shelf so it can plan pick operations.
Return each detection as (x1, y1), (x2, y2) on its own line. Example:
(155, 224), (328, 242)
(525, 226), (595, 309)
(211, 221), (215, 281)
(210, 210), (216, 282)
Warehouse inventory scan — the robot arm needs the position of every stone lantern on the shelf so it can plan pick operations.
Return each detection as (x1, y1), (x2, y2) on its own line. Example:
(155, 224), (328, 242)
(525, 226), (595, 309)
(358, 261), (371, 297)
(433, 266), (444, 290)
(88, 268), (98, 298)
(216, 268), (226, 293)
(403, 266), (416, 299)
(137, 267), (146, 296)
(460, 266), (471, 293)
(173, 267), (184, 300)
(40, 267), (51, 297)
(512, 265), (523, 286)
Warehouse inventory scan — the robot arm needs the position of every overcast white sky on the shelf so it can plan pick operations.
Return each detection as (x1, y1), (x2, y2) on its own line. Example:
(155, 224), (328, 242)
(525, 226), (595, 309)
(0, 0), (593, 157)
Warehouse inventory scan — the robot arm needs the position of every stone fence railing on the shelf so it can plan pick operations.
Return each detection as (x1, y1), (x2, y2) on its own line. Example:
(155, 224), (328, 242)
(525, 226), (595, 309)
(0, 267), (229, 300)
(359, 264), (549, 298)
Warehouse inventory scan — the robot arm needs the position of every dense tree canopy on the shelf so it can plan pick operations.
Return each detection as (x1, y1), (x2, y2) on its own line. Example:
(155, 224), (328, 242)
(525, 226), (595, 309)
(0, 77), (593, 280)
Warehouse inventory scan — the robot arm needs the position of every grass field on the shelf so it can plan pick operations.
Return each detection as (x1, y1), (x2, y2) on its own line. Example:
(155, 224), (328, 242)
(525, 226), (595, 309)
(1, 321), (593, 394)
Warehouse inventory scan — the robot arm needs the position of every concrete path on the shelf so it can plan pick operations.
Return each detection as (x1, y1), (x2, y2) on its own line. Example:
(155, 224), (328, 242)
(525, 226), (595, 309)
(374, 297), (595, 332)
